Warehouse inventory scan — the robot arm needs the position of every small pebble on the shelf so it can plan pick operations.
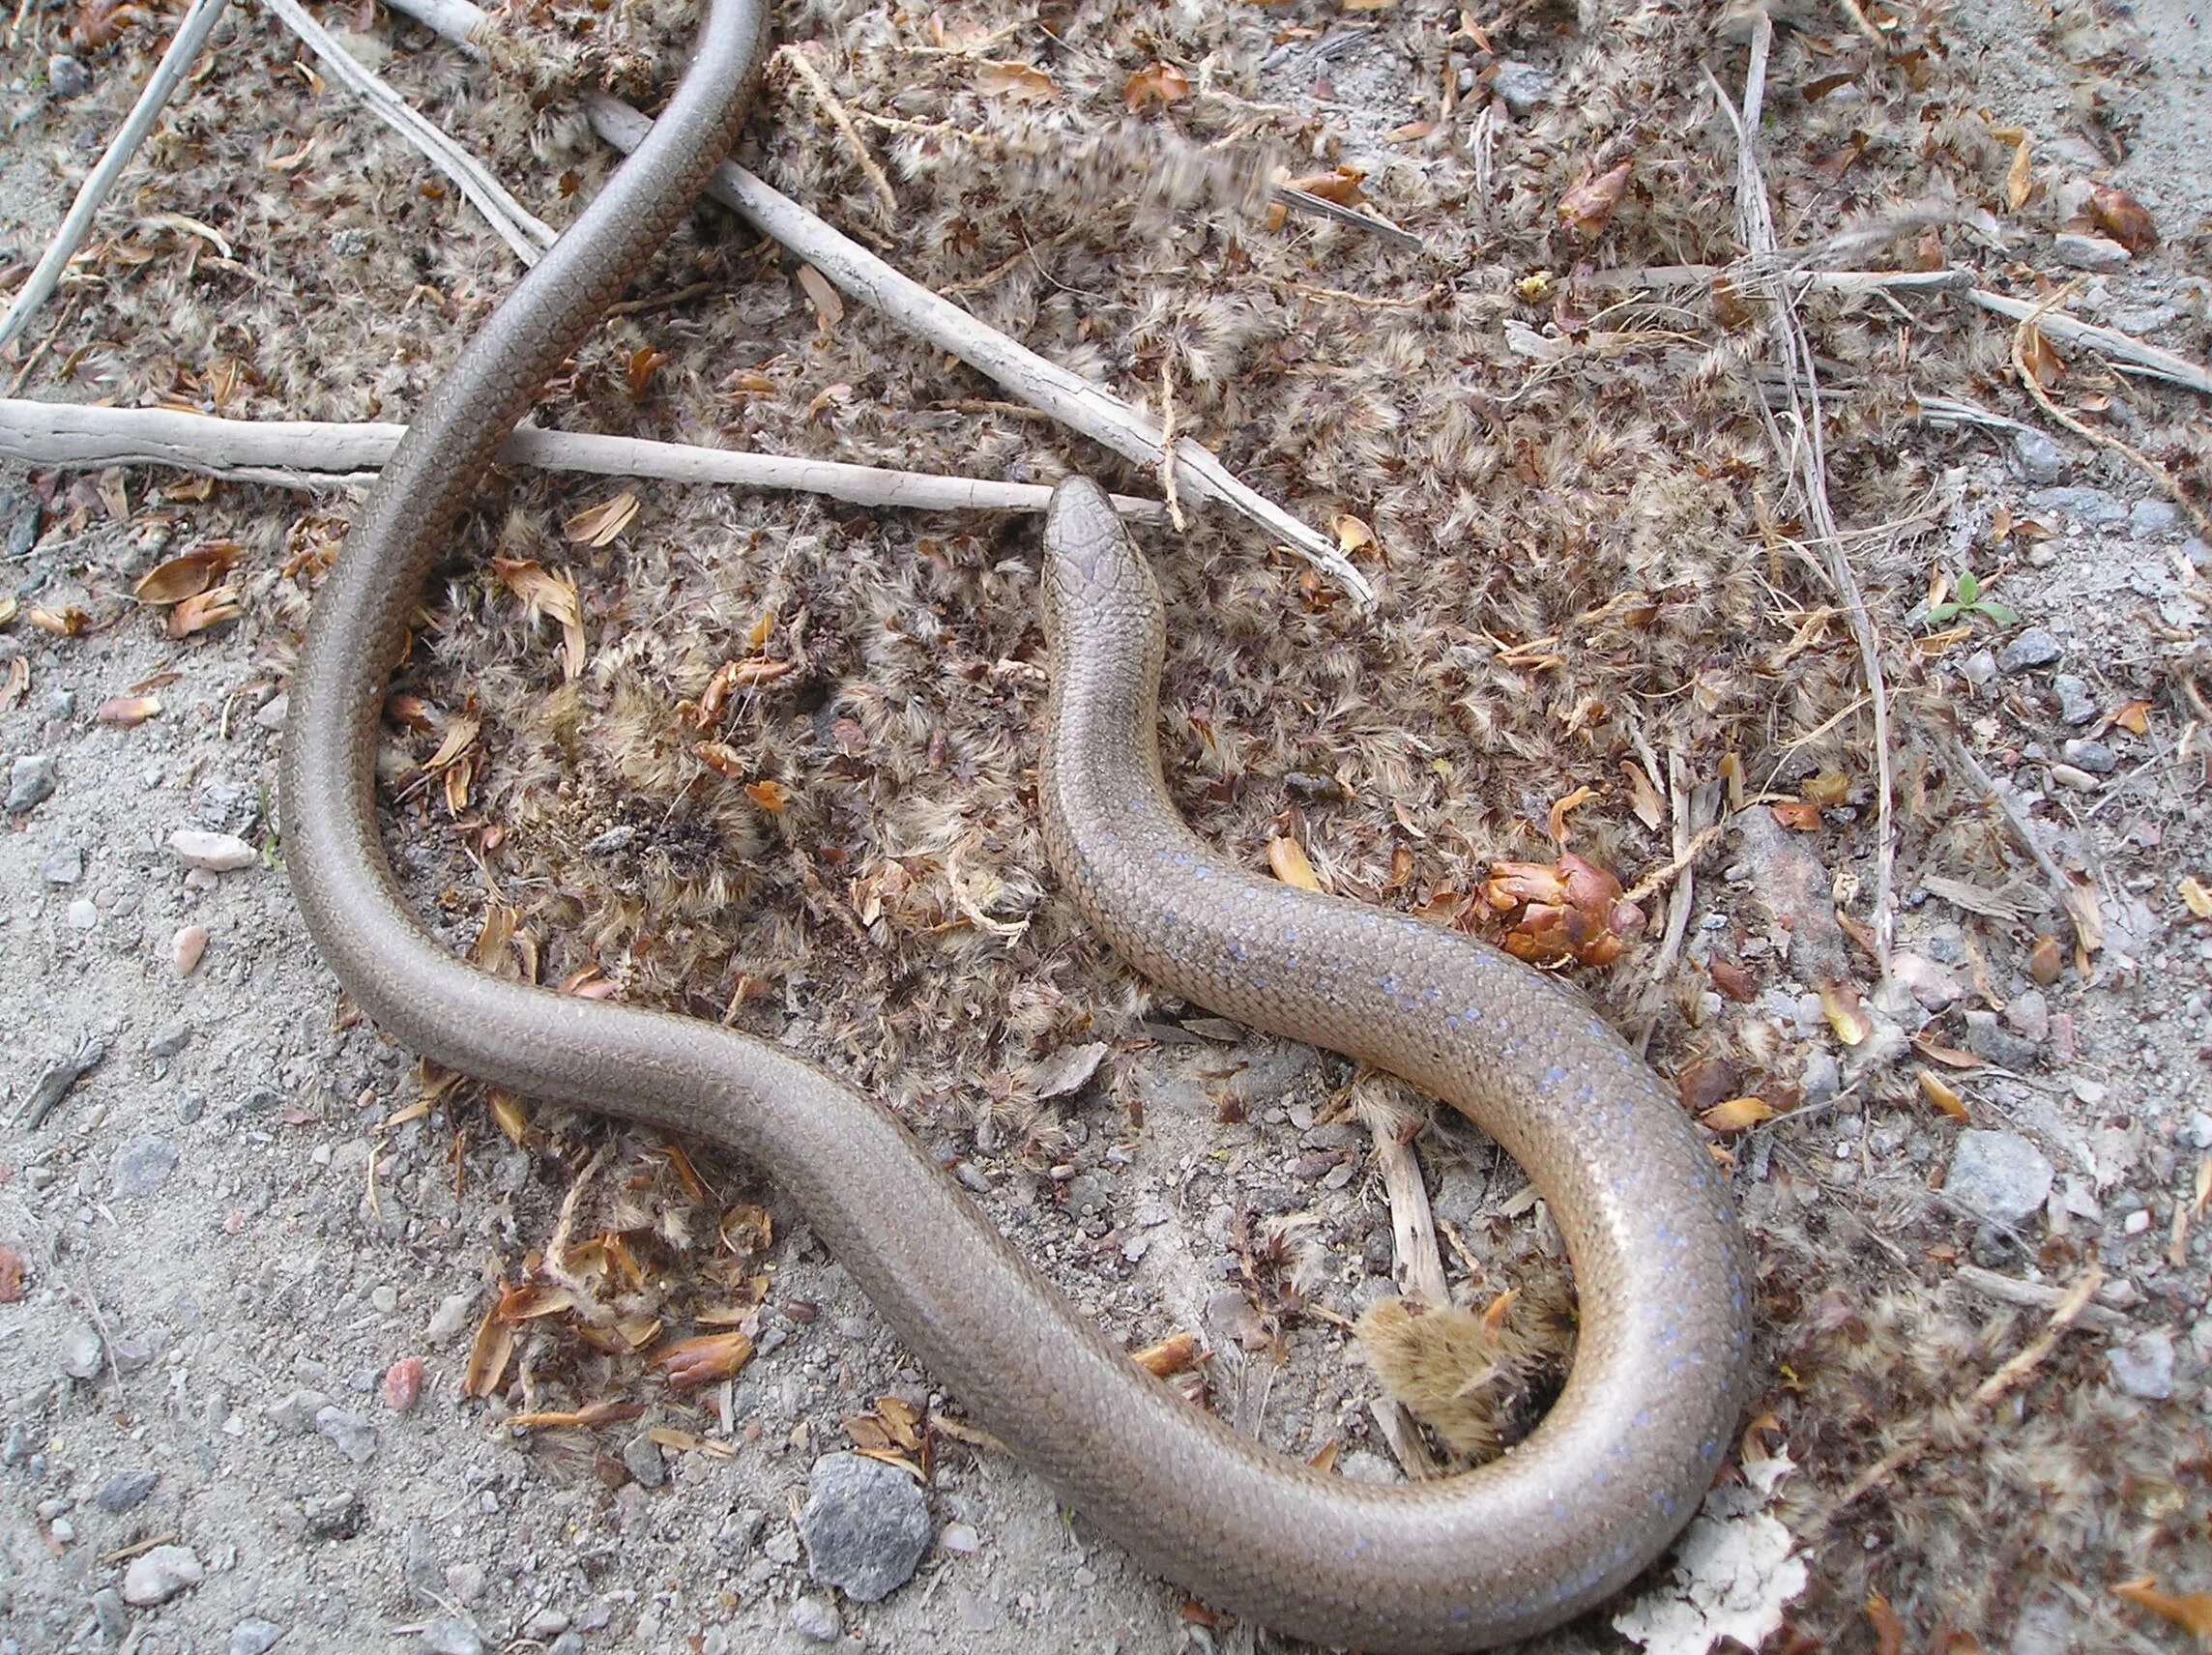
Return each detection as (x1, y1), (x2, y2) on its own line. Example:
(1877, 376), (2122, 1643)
(1943, 1130), (2053, 1225)
(41, 844), (82, 886)
(230, 1618), (287, 1655)
(2052, 232), (2129, 272)
(2122, 1208), (2152, 1235)
(2108, 1330), (2174, 1400)
(939, 1522), (981, 1554)
(2059, 738), (2116, 774)
(91, 1587), (129, 1643)
(60, 1322), (102, 1380)
(109, 1135), (180, 1199)
(96, 1468), (160, 1513)
(522, 1610), (570, 1640)
(2010, 427), (2063, 483)
(420, 1618), (484, 1655)
(1492, 59), (1555, 113)
(1997, 628), (2062, 673)
(425, 1289), (478, 1346)
(173, 924), (210, 974)
(2028, 486), (2128, 527)
(67, 898), (99, 931)
(49, 1514), (73, 1543)
(800, 1452), (931, 1602)
(790, 1597), (841, 1643)
(45, 52), (92, 97)
(168, 829), (257, 872)
(622, 1433), (665, 1490)
(2130, 499), (2180, 537)
(314, 1405), (378, 1464)
(383, 1357), (424, 1412)
(122, 1544), (204, 1607)
(2052, 675), (2097, 726)
(2049, 763), (2099, 792)
(8, 753), (57, 813)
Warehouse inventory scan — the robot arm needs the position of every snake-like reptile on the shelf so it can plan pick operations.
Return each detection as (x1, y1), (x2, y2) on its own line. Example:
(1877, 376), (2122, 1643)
(279, 0), (1753, 1646)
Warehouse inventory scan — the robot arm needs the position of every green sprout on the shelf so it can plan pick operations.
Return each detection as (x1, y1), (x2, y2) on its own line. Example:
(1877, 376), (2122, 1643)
(1924, 570), (2018, 629)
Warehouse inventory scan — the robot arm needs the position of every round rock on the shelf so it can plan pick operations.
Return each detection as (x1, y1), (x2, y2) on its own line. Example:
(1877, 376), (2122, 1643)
(230, 1618), (286, 1655)
(1944, 1130), (2053, 1225)
(799, 1452), (931, 1603)
(109, 1135), (180, 1199)
(2108, 1331), (2174, 1401)
(790, 1596), (842, 1642)
(122, 1544), (203, 1606)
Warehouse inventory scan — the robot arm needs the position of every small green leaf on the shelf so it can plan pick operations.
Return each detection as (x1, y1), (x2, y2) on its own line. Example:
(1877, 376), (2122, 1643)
(1955, 570), (1981, 603)
(1925, 602), (1962, 624)
(1976, 600), (2019, 626)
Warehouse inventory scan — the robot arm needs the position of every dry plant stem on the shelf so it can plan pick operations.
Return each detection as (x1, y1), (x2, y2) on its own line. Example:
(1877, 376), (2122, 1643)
(1356, 1089), (1448, 1308)
(258, 0), (555, 267)
(1817, 1264), (2104, 1527)
(373, 0), (1368, 601)
(1952, 1263), (2127, 1335)
(1940, 731), (2090, 928)
(772, 44), (898, 216)
(1970, 287), (2212, 397)
(1720, 17), (1897, 984)
(0, 0), (233, 354)
(1269, 184), (1427, 252)
(2010, 296), (2212, 538)
(0, 398), (1172, 520)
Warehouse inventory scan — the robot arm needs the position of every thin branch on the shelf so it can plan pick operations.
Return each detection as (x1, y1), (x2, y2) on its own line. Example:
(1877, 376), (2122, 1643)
(1969, 287), (2212, 397)
(772, 44), (899, 217)
(0, 398), (1173, 520)
(258, 0), (554, 266)
(1714, 22), (1898, 986)
(374, 0), (1370, 602)
(0, 0), (234, 354)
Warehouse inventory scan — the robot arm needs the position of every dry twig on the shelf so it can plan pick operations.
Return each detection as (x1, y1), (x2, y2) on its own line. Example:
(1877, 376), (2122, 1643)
(0, 398), (1172, 520)
(0, 0), (233, 353)
(773, 44), (899, 217)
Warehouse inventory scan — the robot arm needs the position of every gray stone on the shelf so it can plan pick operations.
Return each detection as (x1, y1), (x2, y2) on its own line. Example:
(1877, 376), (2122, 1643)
(229, 1618), (286, 1655)
(939, 1521), (981, 1554)
(2009, 427), (2063, 483)
(67, 897), (98, 930)
(167, 829), (256, 872)
(420, 1619), (483, 1655)
(121, 1545), (203, 1607)
(41, 845), (81, 886)
(424, 1289), (478, 1346)
(1958, 648), (1996, 689)
(2060, 738), (2117, 774)
(2108, 1330), (2174, 1400)
(2028, 486), (2128, 528)
(2052, 674), (2098, 725)
(547, 1636), (586, 1655)
(266, 1388), (331, 1431)
(95, 1469), (158, 1513)
(144, 1022), (192, 1060)
(1492, 59), (1555, 114)
(1962, 1009), (2039, 1068)
(2052, 232), (2130, 271)
(799, 1452), (931, 1603)
(109, 1136), (179, 1199)
(789, 1597), (841, 1643)
(45, 52), (91, 98)
(8, 754), (57, 813)
(2185, 1111), (2212, 1151)
(1944, 1130), (2054, 1225)
(313, 1405), (378, 1464)
(621, 1433), (665, 1490)
(2130, 499), (2180, 537)
(2004, 989), (2050, 1044)
(1997, 628), (2062, 673)
(90, 1586), (129, 1644)
(60, 1322), (102, 1380)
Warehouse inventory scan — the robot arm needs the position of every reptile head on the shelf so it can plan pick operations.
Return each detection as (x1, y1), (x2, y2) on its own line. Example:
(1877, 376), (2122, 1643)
(1039, 478), (1155, 642)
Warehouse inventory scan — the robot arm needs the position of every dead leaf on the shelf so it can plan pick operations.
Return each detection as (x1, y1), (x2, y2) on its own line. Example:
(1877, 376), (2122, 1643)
(2114, 1578), (2212, 1640)
(2088, 183), (2158, 252)
(1122, 61), (1190, 110)
(1267, 835), (1323, 891)
(797, 263), (844, 332)
(1770, 799), (1822, 831)
(2112, 699), (2152, 737)
(1621, 759), (1666, 829)
(463, 1303), (517, 1399)
(1703, 1096), (1776, 1133)
(1556, 159), (1632, 240)
(1865, 1593), (1906, 1655)
(2027, 933), (2063, 983)
(561, 493), (639, 549)
(27, 605), (92, 636)
(2181, 877), (2212, 919)
(508, 1398), (648, 1431)
(1819, 980), (1872, 1045)
(1996, 128), (2034, 213)
(1133, 1332), (1201, 1377)
(693, 740), (747, 778)
(423, 714), (480, 773)
(744, 779), (788, 813)
(654, 1330), (756, 1390)
(974, 60), (1058, 102)
(0, 1243), (24, 1303)
(2018, 324), (2062, 387)
(96, 694), (160, 727)
(167, 585), (242, 639)
(1332, 513), (1379, 560)
(1284, 167), (1369, 207)
(490, 557), (587, 679)
(1918, 1069), (1969, 1122)
(625, 346), (670, 400)
(132, 541), (240, 604)
(486, 1088), (530, 1146)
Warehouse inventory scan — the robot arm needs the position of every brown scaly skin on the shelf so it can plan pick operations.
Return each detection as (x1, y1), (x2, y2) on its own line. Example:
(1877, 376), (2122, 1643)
(279, 0), (1754, 1636)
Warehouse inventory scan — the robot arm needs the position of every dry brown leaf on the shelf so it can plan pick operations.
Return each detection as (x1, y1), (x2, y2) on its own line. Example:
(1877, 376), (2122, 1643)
(2018, 324), (2062, 386)
(1556, 159), (1632, 240)
(463, 1304), (516, 1399)
(132, 541), (240, 604)
(423, 714), (480, 772)
(1770, 799), (1822, 831)
(1122, 61), (1190, 110)
(486, 1088), (529, 1147)
(1285, 167), (1369, 207)
(1865, 1593), (1906, 1655)
(3, 657), (25, 706)
(1819, 980), (1873, 1045)
(2181, 877), (2212, 919)
(96, 694), (160, 727)
(490, 557), (587, 678)
(1332, 513), (1379, 559)
(1703, 1096), (1776, 1133)
(1918, 1069), (1969, 1122)
(2114, 1578), (2212, 1640)
(167, 585), (242, 639)
(974, 60), (1058, 102)
(0, 1242), (24, 1304)
(654, 1330), (756, 1390)
(2113, 698), (2152, 736)
(0, 595), (15, 628)
(1996, 128), (2034, 213)
(1911, 1035), (1984, 1070)
(29, 604), (92, 636)
(1267, 835), (1323, 891)
(1386, 119), (1435, 141)
(2088, 183), (2158, 252)
(694, 740), (747, 779)
(561, 493), (639, 549)
(797, 263), (844, 332)
(508, 1397), (648, 1431)
(2027, 933), (2063, 983)
(625, 346), (670, 400)
(1621, 760), (1666, 830)
(745, 779), (788, 813)
(1133, 1332), (1201, 1377)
